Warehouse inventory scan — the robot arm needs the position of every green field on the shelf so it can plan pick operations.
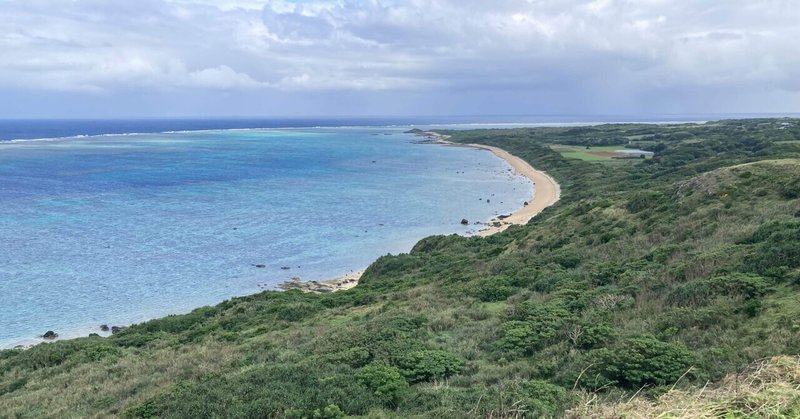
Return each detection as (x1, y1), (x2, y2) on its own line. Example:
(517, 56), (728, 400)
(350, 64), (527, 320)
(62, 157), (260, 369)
(560, 150), (612, 161)
(549, 144), (649, 161)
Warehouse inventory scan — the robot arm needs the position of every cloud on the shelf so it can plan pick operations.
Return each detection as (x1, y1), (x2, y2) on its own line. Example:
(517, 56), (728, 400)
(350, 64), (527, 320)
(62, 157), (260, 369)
(0, 0), (798, 116)
(187, 66), (269, 89)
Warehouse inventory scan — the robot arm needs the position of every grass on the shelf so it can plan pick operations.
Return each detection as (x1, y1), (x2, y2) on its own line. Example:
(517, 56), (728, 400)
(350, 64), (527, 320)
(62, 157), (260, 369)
(549, 144), (650, 161)
(569, 356), (800, 418)
(560, 151), (611, 161)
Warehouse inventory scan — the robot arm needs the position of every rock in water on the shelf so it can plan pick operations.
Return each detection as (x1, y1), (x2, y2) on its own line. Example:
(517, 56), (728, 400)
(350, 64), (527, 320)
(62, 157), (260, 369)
(100, 324), (110, 332)
(461, 218), (469, 225)
(42, 330), (58, 340)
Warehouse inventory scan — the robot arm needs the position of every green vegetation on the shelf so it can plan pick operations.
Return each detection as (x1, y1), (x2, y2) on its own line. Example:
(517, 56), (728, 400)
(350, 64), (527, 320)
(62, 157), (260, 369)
(2, 118), (799, 418)
(569, 355), (800, 418)
(549, 144), (648, 161)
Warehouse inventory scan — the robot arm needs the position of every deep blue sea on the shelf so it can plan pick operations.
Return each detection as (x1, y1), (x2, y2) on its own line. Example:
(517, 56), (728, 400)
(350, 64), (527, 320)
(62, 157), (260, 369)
(0, 120), (541, 347)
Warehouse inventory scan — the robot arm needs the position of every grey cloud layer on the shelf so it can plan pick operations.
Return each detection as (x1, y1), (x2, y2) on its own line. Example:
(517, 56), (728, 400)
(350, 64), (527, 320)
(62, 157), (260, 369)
(0, 0), (798, 115)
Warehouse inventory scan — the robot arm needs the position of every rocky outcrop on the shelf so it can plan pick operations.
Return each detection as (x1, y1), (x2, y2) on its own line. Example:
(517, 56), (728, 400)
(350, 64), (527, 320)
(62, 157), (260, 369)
(42, 331), (57, 340)
(278, 272), (361, 294)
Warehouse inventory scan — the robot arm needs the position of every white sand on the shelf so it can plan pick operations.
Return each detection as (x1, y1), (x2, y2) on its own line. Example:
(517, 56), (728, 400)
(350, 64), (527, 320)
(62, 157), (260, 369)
(421, 132), (561, 236)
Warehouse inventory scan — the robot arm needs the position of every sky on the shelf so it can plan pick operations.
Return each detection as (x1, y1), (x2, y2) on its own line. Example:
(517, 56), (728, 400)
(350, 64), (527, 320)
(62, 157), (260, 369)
(1, 0), (799, 118)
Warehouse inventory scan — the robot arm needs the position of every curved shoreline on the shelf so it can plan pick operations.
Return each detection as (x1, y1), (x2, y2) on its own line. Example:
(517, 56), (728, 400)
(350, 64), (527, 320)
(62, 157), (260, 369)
(465, 142), (561, 236)
(7, 133), (561, 347)
(416, 131), (560, 236)
(284, 131), (562, 293)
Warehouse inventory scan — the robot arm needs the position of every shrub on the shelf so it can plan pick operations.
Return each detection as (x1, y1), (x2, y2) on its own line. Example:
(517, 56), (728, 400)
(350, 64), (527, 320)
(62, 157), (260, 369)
(472, 279), (516, 302)
(80, 345), (121, 362)
(553, 249), (581, 269)
(742, 221), (800, 274)
(312, 404), (346, 419)
(357, 365), (408, 407)
(668, 281), (713, 307)
(396, 350), (464, 383)
(580, 323), (615, 349)
(274, 302), (323, 322)
(668, 274), (770, 307)
(595, 335), (694, 388)
(496, 321), (536, 354)
(626, 191), (664, 213)
(710, 273), (770, 299)
(330, 347), (371, 368)
(0, 378), (27, 397)
(521, 380), (573, 418)
(122, 400), (159, 418)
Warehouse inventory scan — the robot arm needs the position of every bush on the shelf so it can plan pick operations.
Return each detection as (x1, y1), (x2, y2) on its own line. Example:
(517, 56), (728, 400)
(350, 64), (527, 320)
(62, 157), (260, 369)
(396, 350), (464, 383)
(742, 221), (800, 274)
(275, 302), (323, 322)
(312, 404), (345, 419)
(80, 345), (121, 362)
(668, 280), (714, 307)
(668, 274), (770, 307)
(580, 323), (615, 349)
(520, 380), (573, 418)
(553, 249), (581, 269)
(123, 400), (159, 418)
(595, 335), (694, 388)
(472, 279), (516, 302)
(496, 320), (536, 354)
(357, 365), (408, 406)
(710, 273), (770, 299)
(330, 347), (371, 368)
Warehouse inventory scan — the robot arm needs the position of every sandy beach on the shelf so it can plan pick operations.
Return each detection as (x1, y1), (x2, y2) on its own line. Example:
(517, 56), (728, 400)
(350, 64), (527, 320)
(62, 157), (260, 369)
(467, 142), (561, 236)
(415, 131), (560, 236)
(287, 130), (561, 293)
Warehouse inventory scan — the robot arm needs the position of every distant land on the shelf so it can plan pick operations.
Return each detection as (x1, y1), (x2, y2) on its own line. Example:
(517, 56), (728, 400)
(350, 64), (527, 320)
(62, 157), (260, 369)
(2, 113), (800, 142)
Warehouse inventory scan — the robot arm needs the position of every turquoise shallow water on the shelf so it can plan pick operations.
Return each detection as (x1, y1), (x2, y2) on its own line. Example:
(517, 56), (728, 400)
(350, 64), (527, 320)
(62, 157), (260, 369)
(0, 127), (533, 347)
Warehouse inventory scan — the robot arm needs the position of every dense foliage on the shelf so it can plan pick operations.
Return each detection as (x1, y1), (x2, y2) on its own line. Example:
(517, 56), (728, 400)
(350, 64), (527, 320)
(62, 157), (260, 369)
(1, 119), (799, 418)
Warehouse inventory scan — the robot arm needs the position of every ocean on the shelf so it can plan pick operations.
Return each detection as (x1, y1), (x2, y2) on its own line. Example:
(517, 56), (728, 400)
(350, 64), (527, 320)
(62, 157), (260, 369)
(0, 121), (535, 347)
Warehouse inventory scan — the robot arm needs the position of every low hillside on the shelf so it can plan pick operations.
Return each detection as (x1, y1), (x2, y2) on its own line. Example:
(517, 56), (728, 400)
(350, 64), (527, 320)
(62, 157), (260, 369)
(1, 119), (799, 418)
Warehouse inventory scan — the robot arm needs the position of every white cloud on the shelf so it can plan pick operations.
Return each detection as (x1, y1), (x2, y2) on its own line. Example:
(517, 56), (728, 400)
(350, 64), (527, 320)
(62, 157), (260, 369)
(0, 0), (799, 115)
(187, 65), (269, 89)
